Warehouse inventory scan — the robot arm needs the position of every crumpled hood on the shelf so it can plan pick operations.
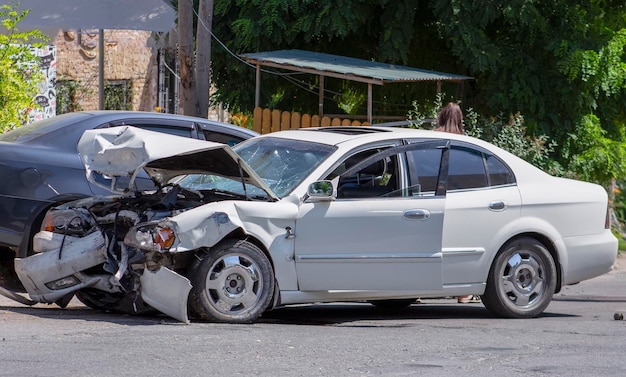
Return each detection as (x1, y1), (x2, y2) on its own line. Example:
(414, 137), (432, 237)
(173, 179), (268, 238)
(77, 126), (276, 198)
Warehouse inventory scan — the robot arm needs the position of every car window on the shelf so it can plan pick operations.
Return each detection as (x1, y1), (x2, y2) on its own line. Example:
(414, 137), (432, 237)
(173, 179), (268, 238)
(486, 154), (516, 186)
(0, 112), (91, 143)
(329, 148), (400, 199)
(202, 130), (246, 146)
(406, 148), (443, 195)
(448, 147), (488, 190)
(128, 124), (193, 138)
(176, 174), (270, 199)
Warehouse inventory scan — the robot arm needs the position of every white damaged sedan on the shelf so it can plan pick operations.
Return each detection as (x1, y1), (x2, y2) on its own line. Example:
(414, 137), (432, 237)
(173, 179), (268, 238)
(5, 125), (617, 323)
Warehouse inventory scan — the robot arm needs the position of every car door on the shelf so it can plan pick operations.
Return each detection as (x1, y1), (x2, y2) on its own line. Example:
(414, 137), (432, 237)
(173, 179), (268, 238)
(293, 140), (449, 292)
(432, 142), (521, 286)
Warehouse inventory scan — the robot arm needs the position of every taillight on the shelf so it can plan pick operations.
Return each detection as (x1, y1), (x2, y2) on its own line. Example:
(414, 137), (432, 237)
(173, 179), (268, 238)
(40, 209), (91, 235)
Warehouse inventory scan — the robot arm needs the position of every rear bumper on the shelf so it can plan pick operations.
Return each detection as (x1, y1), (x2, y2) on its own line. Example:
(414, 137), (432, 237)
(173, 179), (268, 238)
(560, 230), (618, 285)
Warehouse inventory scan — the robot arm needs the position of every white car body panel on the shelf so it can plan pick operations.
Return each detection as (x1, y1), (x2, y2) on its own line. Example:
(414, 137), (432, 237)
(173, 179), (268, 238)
(441, 185), (522, 287)
(294, 196), (445, 291)
(161, 199), (301, 291)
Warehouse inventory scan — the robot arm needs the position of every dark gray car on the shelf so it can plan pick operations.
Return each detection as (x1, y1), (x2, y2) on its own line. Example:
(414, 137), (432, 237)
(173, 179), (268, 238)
(0, 111), (257, 288)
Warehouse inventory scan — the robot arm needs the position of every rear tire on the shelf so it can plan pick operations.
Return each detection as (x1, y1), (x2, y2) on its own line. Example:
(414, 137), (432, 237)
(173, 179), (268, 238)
(189, 239), (274, 323)
(482, 237), (556, 318)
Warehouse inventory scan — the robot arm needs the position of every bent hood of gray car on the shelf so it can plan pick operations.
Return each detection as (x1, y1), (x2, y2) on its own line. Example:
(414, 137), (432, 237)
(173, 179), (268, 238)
(77, 126), (276, 198)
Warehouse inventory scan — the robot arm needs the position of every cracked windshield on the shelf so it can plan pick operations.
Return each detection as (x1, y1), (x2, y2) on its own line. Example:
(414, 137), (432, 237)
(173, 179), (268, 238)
(233, 137), (335, 198)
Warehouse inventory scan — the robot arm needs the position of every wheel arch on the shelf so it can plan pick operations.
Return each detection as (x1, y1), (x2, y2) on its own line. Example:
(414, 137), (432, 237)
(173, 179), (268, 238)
(495, 232), (563, 293)
(200, 228), (282, 309)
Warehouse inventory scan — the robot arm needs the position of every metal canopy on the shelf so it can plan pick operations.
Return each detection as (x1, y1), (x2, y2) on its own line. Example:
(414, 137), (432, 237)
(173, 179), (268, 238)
(240, 49), (473, 123)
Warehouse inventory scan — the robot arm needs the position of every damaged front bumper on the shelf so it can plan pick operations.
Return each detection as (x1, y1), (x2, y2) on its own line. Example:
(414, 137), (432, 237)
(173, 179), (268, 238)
(12, 230), (193, 323)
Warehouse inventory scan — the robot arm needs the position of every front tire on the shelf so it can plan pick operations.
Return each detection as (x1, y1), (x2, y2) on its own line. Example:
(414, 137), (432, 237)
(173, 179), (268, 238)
(76, 289), (156, 315)
(189, 239), (274, 323)
(482, 237), (557, 318)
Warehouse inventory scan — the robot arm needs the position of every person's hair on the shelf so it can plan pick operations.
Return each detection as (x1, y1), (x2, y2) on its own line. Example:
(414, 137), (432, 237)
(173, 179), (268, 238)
(435, 102), (464, 135)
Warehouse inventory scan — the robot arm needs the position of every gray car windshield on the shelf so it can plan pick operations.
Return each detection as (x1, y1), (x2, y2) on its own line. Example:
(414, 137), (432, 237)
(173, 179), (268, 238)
(234, 137), (335, 198)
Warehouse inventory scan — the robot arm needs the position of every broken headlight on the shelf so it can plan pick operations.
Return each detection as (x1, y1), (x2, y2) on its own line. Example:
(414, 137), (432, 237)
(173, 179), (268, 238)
(124, 222), (177, 252)
(41, 208), (95, 236)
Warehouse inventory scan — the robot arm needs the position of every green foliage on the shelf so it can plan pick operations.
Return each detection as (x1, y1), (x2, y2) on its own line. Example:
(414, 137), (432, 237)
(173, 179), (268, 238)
(210, 0), (433, 114)
(488, 113), (562, 176)
(104, 81), (133, 111)
(0, 2), (48, 132)
(336, 83), (366, 115)
(55, 78), (86, 114)
(407, 92), (445, 122)
(562, 114), (626, 187)
(207, 0), (626, 187)
(429, 1), (626, 139)
(407, 99), (562, 175)
(427, 1), (626, 185)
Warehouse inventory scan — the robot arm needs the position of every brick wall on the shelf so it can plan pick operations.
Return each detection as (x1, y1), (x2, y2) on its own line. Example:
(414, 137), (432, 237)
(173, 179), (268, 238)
(54, 29), (158, 112)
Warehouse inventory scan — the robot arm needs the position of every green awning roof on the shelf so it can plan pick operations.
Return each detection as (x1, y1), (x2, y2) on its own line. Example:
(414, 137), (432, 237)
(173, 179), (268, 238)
(240, 49), (473, 85)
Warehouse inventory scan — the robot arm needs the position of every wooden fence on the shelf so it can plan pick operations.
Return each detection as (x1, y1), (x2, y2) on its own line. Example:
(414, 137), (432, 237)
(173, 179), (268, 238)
(252, 107), (370, 134)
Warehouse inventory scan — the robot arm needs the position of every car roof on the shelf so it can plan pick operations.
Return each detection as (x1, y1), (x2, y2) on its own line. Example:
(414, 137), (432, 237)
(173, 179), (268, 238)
(0, 111), (258, 147)
(251, 126), (549, 180)
(254, 126), (467, 147)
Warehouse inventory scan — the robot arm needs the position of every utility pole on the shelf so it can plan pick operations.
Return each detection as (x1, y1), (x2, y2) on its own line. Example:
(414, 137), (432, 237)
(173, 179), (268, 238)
(178, 0), (196, 115)
(195, 0), (213, 118)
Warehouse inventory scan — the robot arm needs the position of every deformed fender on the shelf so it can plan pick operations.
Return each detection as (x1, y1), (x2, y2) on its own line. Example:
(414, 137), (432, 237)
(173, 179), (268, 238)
(165, 202), (244, 252)
(154, 200), (300, 292)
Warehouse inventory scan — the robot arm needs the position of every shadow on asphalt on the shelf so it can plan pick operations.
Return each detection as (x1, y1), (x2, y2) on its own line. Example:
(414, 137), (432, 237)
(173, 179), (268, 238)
(258, 302), (574, 326)
(552, 295), (626, 303)
(1, 300), (577, 326)
(0, 304), (169, 325)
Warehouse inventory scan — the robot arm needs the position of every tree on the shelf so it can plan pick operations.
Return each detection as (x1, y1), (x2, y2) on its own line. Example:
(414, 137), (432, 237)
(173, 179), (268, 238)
(429, 0), (626, 136)
(0, 2), (47, 132)
(206, 0), (626, 185)
(429, 0), (626, 184)
(209, 0), (439, 115)
(175, 0), (214, 118)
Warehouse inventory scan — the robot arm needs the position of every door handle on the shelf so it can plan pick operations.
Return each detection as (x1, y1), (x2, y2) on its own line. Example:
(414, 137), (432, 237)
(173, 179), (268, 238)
(489, 201), (506, 211)
(403, 209), (430, 220)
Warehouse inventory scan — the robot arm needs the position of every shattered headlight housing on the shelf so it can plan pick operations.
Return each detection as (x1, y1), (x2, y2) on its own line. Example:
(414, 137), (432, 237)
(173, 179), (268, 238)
(41, 208), (96, 236)
(124, 222), (177, 252)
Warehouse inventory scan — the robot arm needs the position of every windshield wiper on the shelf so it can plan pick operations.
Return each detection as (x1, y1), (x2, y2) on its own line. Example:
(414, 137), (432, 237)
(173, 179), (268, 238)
(202, 188), (246, 199)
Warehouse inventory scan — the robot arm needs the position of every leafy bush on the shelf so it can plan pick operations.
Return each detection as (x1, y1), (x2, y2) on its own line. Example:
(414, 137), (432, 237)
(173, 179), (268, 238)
(407, 96), (561, 175)
(0, 3), (47, 132)
(562, 114), (626, 188)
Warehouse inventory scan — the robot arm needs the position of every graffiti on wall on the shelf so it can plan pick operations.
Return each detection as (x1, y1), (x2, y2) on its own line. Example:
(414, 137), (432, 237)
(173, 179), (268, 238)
(27, 45), (57, 123)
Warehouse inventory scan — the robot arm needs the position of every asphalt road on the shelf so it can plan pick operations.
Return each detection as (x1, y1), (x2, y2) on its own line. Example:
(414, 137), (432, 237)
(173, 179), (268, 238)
(1, 255), (626, 377)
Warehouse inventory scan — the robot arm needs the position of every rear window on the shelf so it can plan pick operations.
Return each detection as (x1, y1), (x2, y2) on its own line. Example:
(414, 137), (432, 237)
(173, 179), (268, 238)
(0, 112), (91, 143)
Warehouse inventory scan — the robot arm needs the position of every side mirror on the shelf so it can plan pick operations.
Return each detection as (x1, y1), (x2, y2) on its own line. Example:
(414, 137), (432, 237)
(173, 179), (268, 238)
(307, 180), (334, 199)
